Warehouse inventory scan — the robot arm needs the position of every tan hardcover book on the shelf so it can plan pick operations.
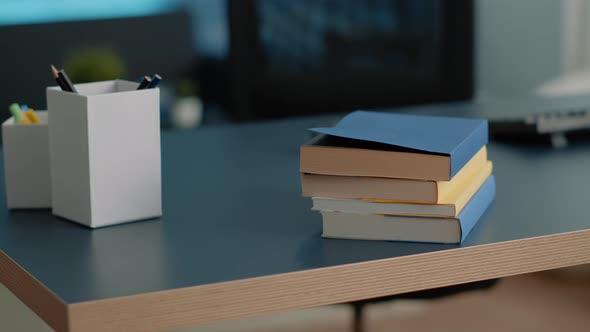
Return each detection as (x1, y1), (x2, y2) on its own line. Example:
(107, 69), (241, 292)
(302, 146), (487, 204)
(311, 161), (493, 217)
(300, 135), (452, 181)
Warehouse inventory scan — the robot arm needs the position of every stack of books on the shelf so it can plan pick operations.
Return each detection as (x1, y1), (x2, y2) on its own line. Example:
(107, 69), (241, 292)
(300, 111), (495, 244)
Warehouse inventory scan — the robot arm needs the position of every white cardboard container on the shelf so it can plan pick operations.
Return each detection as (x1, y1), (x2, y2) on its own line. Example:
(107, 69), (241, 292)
(2, 112), (51, 209)
(47, 80), (162, 228)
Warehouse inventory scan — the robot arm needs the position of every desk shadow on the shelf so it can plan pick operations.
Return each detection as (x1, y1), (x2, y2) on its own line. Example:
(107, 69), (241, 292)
(296, 233), (458, 269)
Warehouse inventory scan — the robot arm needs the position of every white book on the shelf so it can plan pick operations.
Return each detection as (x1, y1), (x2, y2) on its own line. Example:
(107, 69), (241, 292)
(312, 197), (455, 218)
(321, 176), (496, 244)
(322, 211), (461, 243)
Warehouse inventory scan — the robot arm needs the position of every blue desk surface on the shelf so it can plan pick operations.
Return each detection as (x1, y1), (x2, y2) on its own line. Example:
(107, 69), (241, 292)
(2, 99), (590, 305)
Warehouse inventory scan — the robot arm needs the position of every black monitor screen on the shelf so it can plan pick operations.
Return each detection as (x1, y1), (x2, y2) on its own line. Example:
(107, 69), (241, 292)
(229, 0), (472, 120)
(256, 1), (441, 78)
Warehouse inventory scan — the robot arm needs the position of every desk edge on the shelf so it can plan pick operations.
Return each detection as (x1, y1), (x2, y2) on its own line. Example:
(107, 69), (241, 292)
(0, 249), (69, 332)
(56, 229), (590, 332)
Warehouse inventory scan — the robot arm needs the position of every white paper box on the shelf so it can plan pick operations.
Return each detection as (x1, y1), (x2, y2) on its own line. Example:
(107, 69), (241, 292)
(47, 80), (162, 228)
(2, 112), (51, 209)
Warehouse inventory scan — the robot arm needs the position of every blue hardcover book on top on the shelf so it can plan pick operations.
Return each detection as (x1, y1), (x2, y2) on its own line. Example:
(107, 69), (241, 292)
(311, 111), (488, 179)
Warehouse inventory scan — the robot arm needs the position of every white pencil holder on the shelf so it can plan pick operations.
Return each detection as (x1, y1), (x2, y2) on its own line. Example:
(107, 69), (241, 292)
(47, 80), (162, 228)
(2, 111), (51, 209)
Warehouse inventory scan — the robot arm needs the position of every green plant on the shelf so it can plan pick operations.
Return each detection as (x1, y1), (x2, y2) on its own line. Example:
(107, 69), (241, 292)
(64, 47), (127, 83)
(175, 79), (200, 97)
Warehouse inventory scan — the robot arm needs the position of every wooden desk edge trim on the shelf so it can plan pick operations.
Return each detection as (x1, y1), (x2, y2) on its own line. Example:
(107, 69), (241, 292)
(63, 229), (590, 332)
(0, 250), (69, 332)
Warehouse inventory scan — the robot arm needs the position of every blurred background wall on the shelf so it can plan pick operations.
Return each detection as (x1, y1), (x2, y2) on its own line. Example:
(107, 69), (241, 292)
(476, 0), (564, 99)
(1, 0), (589, 123)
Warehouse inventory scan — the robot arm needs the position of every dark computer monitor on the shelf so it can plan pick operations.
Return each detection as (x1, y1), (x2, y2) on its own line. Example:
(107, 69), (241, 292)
(228, 0), (473, 121)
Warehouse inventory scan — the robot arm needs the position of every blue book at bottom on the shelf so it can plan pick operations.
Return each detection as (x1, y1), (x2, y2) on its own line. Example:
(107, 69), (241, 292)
(321, 175), (496, 244)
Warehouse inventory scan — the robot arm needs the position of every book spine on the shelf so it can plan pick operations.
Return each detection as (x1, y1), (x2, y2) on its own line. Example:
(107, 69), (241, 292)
(450, 121), (488, 177)
(458, 175), (496, 242)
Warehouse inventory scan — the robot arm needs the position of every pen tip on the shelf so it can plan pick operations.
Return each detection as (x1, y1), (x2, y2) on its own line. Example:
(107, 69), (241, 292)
(50, 65), (59, 78)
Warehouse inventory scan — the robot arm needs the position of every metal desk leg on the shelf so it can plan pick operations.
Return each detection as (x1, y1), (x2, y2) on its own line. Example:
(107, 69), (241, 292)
(352, 301), (365, 332)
